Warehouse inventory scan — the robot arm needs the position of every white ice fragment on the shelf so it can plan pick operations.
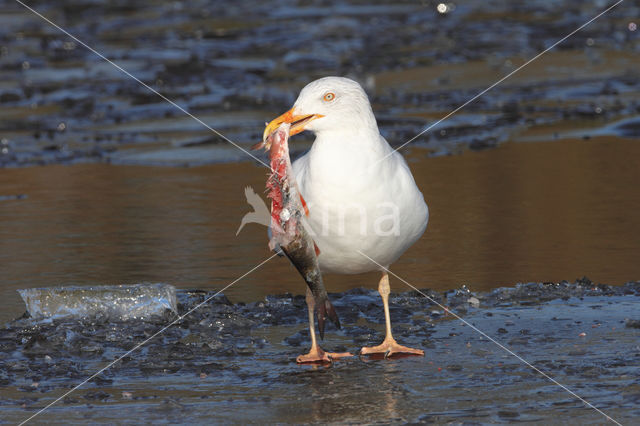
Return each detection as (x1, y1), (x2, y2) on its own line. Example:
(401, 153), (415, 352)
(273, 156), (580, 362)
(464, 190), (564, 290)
(18, 283), (177, 321)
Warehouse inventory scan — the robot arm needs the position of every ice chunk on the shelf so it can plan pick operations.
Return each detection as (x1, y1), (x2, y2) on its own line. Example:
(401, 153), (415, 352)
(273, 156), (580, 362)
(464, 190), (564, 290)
(18, 283), (177, 321)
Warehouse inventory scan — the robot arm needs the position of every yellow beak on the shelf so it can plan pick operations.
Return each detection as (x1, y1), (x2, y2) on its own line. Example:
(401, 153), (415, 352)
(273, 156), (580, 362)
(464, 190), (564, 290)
(263, 108), (323, 142)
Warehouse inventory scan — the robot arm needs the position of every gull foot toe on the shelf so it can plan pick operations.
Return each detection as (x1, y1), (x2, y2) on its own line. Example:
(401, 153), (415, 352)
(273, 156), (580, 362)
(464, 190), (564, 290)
(361, 338), (424, 358)
(296, 348), (353, 364)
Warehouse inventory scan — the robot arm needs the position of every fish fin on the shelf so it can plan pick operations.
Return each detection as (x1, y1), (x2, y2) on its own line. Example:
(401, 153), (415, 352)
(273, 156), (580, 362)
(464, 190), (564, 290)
(315, 297), (341, 340)
(299, 194), (309, 216)
(314, 242), (321, 257)
(325, 298), (340, 329)
(251, 141), (265, 150)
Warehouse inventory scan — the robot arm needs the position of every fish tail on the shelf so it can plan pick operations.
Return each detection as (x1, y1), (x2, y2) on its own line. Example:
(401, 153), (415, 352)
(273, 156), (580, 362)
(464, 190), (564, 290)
(314, 295), (341, 340)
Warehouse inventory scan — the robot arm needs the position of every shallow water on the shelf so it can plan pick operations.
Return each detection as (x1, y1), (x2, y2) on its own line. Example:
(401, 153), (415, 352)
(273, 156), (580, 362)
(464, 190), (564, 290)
(2, 135), (640, 325)
(1, 282), (639, 424)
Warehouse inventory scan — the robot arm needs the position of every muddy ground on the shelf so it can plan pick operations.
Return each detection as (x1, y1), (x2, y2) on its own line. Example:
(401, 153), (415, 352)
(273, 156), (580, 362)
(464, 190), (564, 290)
(1, 0), (639, 167)
(1, 278), (639, 424)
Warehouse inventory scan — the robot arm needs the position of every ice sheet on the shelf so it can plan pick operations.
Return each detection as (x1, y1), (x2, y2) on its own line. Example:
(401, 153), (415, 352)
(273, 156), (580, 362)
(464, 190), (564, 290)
(18, 283), (177, 321)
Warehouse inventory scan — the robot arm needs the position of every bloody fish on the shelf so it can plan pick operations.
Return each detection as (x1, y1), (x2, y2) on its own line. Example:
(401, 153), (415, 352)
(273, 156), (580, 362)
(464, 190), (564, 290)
(254, 123), (340, 339)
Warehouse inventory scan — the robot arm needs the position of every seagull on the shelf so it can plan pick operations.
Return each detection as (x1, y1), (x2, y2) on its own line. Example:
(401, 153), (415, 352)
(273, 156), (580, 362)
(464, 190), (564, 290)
(263, 76), (429, 361)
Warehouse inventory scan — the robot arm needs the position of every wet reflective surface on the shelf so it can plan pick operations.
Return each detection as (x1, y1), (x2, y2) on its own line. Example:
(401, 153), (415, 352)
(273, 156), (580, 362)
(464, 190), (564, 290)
(1, 0), (639, 166)
(2, 135), (640, 326)
(1, 281), (639, 424)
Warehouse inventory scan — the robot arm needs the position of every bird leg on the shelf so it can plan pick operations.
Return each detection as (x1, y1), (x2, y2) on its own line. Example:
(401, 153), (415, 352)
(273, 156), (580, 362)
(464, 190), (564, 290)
(361, 272), (424, 357)
(297, 287), (353, 364)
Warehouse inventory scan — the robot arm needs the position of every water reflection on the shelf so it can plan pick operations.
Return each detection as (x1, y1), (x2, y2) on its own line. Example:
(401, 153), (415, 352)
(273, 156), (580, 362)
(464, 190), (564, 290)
(291, 361), (405, 423)
(2, 136), (640, 323)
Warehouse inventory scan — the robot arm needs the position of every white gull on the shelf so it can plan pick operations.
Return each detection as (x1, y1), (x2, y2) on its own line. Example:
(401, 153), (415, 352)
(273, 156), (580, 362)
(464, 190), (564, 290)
(263, 76), (428, 360)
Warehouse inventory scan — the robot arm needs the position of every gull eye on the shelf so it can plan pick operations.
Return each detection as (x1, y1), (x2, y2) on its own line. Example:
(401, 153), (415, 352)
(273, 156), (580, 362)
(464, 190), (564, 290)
(323, 92), (335, 102)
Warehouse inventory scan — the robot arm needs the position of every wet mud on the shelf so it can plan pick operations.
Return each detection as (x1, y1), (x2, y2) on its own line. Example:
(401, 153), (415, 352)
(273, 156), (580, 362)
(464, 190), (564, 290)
(1, 0), (639, 166)
(1, 278), (639, 423)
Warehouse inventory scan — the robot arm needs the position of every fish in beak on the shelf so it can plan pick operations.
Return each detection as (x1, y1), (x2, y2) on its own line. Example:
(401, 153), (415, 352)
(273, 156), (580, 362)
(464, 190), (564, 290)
(260, 123), (340, 340)
(262, 109), (323, 144)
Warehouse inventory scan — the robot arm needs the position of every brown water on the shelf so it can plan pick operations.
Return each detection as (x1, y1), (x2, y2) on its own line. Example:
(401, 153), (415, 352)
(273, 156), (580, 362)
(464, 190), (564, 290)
(2, 135), (640, 324)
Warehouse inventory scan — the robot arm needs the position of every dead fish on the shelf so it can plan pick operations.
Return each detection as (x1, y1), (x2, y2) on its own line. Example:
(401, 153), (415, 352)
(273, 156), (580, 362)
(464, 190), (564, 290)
(254, 123), (340, 339)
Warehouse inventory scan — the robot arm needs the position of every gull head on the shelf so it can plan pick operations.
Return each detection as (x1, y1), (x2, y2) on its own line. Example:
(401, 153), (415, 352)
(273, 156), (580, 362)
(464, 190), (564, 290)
(263, 76), (377, 142)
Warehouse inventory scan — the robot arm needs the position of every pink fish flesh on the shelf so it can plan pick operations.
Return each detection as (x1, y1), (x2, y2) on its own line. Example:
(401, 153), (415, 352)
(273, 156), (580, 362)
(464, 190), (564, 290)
(254, 123), (340, 338)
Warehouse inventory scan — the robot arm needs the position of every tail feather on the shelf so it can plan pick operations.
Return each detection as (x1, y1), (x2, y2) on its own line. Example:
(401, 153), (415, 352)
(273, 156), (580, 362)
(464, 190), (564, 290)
(315, 296), (341, 340)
